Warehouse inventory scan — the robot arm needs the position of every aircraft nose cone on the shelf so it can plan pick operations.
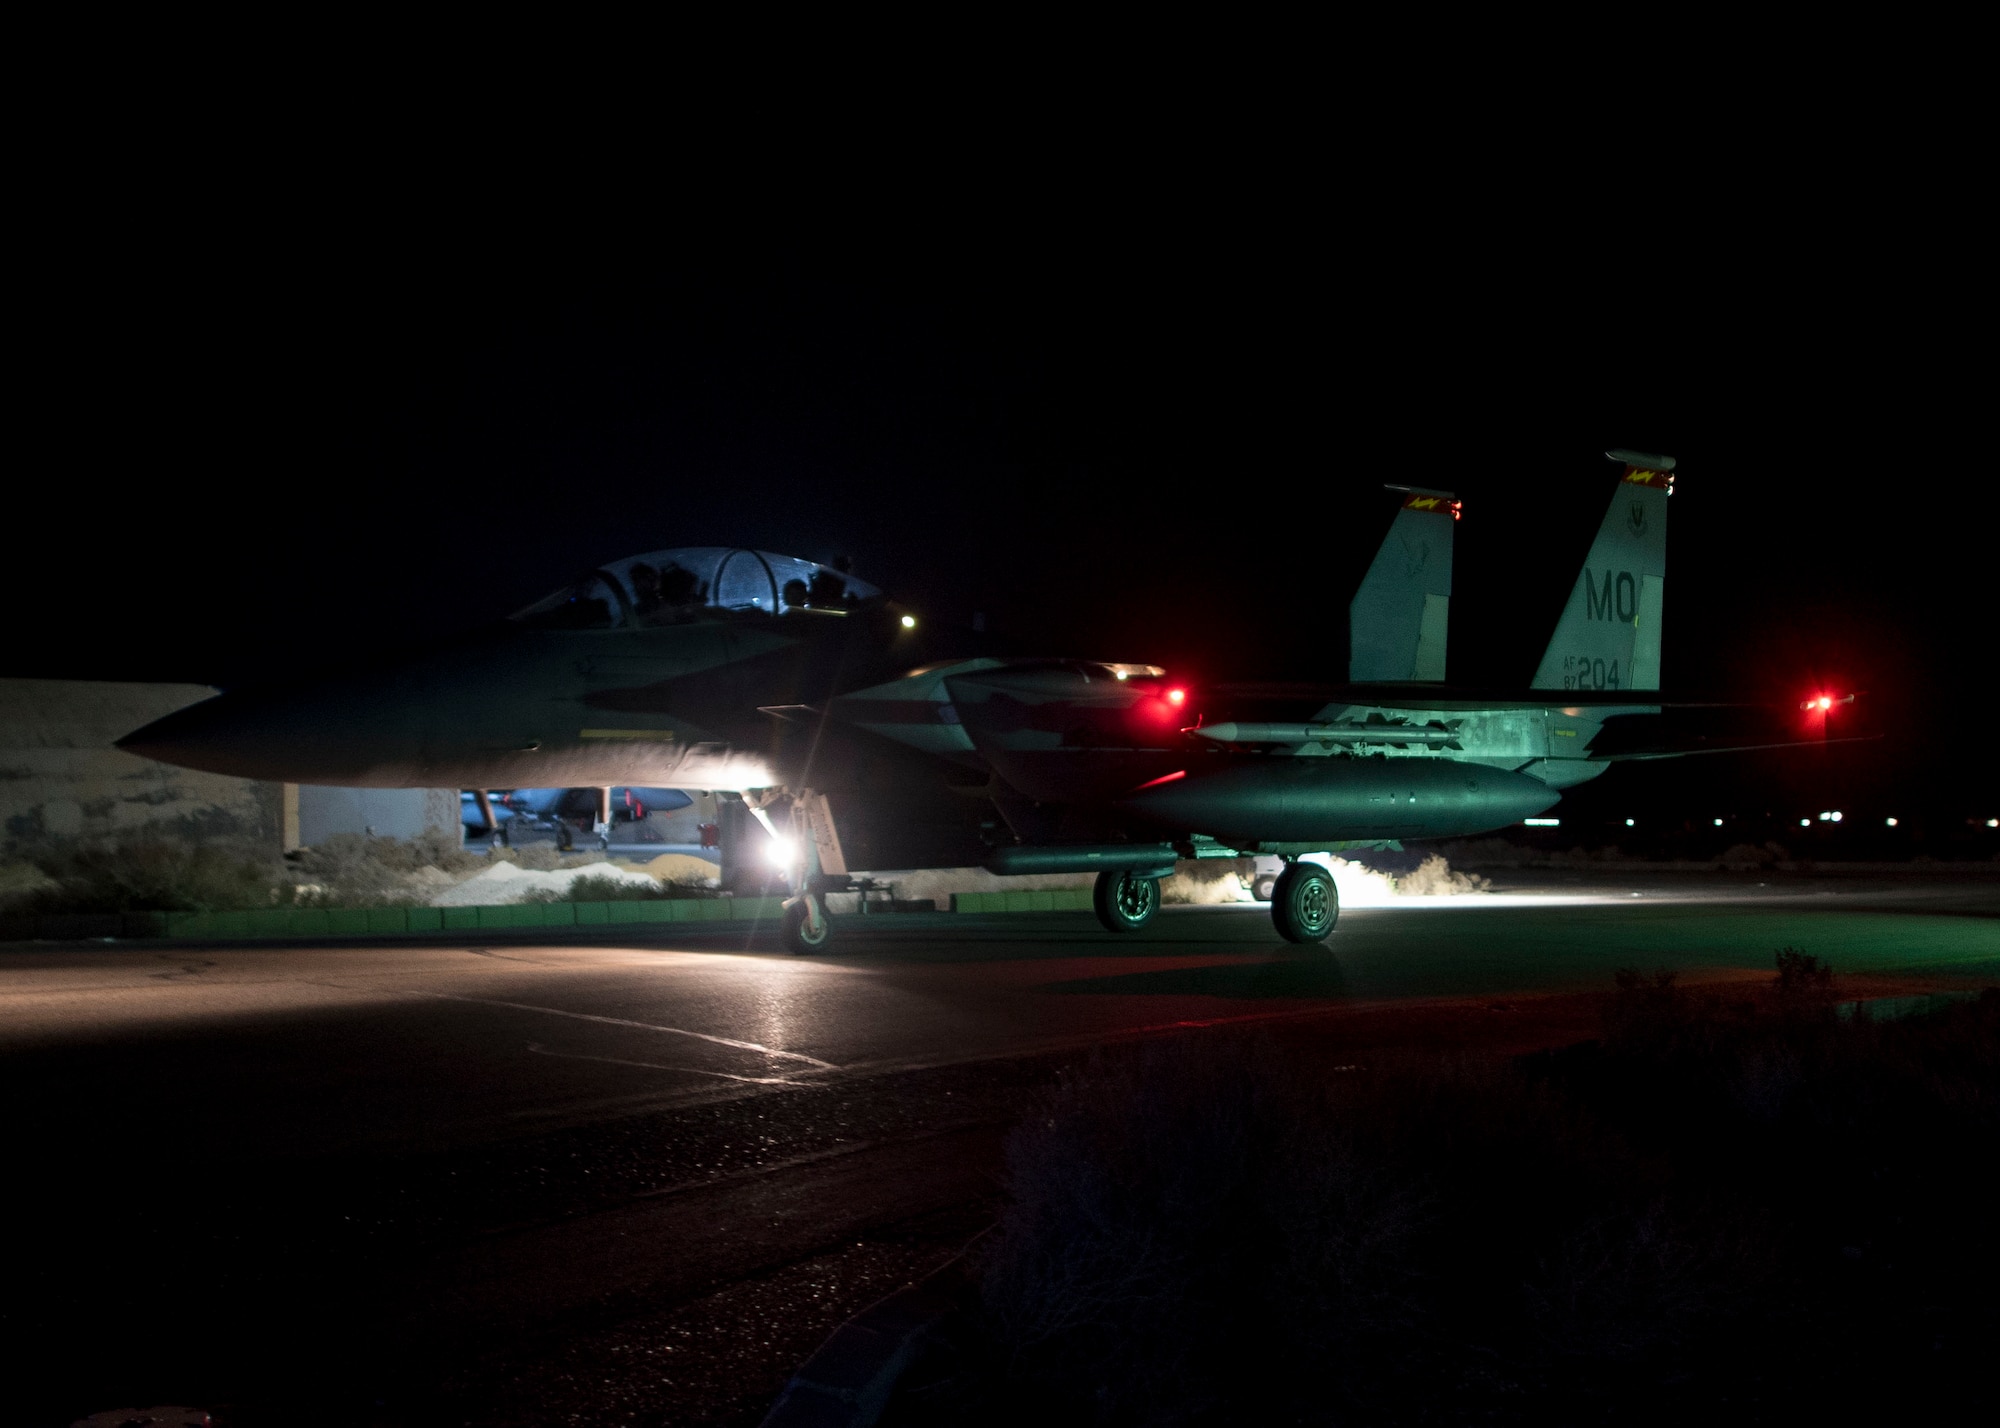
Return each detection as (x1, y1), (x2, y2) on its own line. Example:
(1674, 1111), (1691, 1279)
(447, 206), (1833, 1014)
(117, 696), (254, 775)
(118, 684), (425, 784)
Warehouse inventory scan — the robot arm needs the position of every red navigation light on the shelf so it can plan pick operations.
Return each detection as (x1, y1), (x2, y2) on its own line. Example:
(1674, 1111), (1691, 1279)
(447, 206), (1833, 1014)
(1135, 685), (1193, 725)
(1816, 695), (1833, 711)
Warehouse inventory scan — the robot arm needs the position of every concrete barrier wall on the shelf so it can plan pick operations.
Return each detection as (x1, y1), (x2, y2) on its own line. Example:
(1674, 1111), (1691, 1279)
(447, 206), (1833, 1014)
(298, 786), (460, 845)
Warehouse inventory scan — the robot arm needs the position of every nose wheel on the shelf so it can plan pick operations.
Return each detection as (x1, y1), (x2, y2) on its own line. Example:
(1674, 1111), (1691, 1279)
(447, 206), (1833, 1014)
(782, 896), (832, 954)
(1270, 863), (1338, 943)
(1093, 869), (1161, 933)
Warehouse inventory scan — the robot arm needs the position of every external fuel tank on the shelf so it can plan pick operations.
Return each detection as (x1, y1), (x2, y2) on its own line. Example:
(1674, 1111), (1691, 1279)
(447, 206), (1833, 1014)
(1118, 756), (1558, 847)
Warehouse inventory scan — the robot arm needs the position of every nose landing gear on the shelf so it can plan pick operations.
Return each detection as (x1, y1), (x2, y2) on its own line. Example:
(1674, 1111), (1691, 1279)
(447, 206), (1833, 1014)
(781, 895), (831, 954)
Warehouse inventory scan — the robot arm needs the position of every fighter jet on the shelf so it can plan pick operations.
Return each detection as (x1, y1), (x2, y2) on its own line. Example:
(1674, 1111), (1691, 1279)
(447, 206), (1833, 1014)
(121, 451), (1803, 952)
(825, 449), (1851, 941)
(825, 455), (1669, 943)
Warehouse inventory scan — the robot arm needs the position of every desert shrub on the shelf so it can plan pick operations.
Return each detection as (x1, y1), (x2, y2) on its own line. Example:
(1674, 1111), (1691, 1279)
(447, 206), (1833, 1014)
(487, 844), (615, 872)
(373, 825), (484, 875)
(976, 1038), (1752, 1424)
(290, 831), (520, 905)
(292, 833), (449, 906)
(981, 1040), (1426, 1424)
(963, 962), (2000, 1424)
(0, 862), (61, 911)
(1534, 967), (2000, 1411)
(1772, 945), (1835, 1000)
(19, 839), (283, 913)
(522, 872), (690, 902)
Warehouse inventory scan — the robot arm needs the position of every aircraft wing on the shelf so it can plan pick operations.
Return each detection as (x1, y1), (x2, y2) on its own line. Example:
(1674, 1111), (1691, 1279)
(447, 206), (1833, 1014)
(1205, 682), (1743, 712)
(1594, 741), (1875, 762)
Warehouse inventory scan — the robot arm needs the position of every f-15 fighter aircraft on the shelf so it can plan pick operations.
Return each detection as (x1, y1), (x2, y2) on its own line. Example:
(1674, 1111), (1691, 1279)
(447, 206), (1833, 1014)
(123, 450), (1792, 951)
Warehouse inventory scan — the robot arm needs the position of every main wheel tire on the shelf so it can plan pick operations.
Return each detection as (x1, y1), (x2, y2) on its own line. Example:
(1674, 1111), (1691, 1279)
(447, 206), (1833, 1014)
(1270, 863), (1338, 943)
(781, 898), (832, 954)
(1093, 869), (1161, 933)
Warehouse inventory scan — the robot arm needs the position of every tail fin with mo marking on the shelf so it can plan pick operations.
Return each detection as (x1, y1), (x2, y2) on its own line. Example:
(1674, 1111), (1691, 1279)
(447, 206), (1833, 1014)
(1349, 486), (1459, 682)
(1530, 451), (1674, 692)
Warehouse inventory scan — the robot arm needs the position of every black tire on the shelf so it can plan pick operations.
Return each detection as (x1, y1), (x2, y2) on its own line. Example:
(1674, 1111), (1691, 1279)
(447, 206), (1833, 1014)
(1092, 869), (1160, 933)
(781, 898), (832, 954)
(1252, 873), (1278, 902)
(1270, 863), (1338, 943)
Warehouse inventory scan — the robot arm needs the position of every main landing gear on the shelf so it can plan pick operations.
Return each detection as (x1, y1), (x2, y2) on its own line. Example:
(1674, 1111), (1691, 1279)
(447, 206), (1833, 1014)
(1270, 861), (1338, 943)
(1093, 869), (1161, 933)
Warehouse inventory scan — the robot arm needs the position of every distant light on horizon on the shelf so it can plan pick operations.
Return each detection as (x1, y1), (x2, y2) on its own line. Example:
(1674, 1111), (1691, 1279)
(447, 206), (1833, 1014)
(1524, 817), (1560, 827)
(900, 614), (916, 629)
(1713, 818), (1724, 827)
(1624, 818), (1635, 827)
(1886, 817), (1899, 827)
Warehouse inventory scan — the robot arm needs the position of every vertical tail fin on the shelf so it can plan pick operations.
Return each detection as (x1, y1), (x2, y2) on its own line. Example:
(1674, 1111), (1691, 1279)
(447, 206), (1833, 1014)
(1349, 486), (1459, 682)
(1530, 450), (1674, 692)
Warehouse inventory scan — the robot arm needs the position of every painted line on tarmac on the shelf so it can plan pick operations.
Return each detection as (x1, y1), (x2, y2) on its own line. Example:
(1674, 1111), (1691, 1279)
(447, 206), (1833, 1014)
(400, 990), (842, 1070)
(524, 1041), (810, 1086)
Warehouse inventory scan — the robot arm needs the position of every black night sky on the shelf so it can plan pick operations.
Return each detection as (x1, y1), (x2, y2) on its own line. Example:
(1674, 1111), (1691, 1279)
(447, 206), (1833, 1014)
(13, 186), (1989, 836)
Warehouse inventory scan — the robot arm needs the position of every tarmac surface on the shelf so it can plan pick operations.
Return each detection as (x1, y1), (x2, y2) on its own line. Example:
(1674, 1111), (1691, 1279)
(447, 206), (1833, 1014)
(5, 869), (1996, 1425)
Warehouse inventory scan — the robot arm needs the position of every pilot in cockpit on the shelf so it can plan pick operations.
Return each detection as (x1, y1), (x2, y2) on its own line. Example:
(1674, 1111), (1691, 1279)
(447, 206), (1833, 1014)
(806, 564), (850, 607)
(629, 562), (661, 622)
(656, 561), (706, 610)
(626, 560), (710, 626)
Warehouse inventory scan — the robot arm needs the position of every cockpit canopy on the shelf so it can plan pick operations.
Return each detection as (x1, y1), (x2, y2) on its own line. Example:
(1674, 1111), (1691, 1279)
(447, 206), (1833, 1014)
(511, 547), (884, 630)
